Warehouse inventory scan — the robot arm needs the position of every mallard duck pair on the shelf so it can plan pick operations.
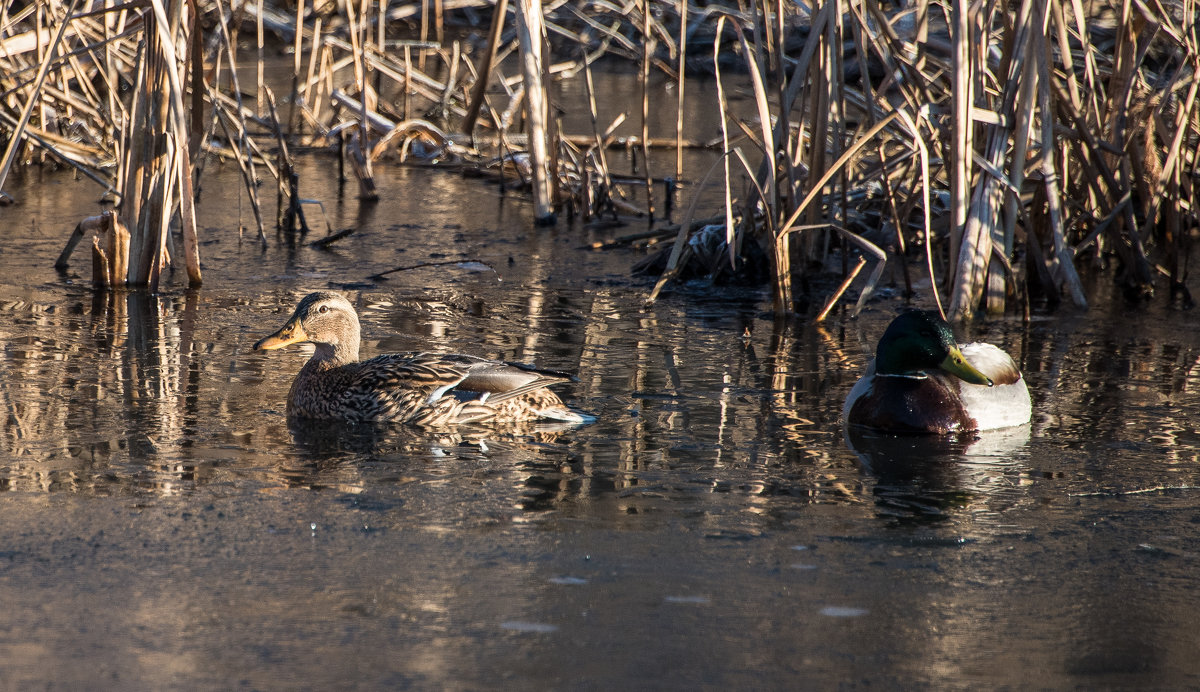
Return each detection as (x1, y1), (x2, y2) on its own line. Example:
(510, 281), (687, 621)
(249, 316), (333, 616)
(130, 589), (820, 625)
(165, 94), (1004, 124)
(254, 292), (591, 426)
(842, 310), (1032, 434)
(256, 294), (1030, 434)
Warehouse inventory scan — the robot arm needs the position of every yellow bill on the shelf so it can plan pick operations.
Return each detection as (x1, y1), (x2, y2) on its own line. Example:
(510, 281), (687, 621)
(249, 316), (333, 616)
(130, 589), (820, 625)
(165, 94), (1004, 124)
(940, 347), (993, 386)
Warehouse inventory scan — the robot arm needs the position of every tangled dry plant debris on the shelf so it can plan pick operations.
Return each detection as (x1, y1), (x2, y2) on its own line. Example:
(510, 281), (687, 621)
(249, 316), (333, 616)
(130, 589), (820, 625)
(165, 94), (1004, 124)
(0, 0), (1196, 319)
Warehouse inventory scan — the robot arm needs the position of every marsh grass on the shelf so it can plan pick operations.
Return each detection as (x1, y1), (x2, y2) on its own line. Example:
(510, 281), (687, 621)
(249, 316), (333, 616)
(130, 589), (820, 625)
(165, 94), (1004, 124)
(0, 0), (1195, 318)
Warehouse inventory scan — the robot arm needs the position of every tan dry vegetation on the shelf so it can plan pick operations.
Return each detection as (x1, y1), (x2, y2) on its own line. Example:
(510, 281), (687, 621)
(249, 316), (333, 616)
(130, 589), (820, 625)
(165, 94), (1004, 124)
(0, 0), (1196, 319)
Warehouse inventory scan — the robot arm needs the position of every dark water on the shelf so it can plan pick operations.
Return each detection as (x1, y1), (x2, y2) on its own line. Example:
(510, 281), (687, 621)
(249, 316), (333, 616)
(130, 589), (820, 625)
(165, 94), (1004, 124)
(2, 142), (1200, 689)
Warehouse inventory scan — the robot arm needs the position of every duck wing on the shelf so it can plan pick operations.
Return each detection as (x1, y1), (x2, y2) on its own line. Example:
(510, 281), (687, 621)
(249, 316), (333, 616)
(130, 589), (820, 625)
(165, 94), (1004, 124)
(443, 353), (575, 404)
(343, 352), (576, 424)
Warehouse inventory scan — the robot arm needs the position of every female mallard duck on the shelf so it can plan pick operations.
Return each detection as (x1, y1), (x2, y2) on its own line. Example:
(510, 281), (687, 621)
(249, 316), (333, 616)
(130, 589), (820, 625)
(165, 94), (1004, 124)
(842, 310), (1031, 434)
(254, 291), (591, 426)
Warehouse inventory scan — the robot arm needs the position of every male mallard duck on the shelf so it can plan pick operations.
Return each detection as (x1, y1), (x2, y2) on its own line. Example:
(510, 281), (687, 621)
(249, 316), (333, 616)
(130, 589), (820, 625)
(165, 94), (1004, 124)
(842, 310), (1031, 434)
(254, 291), (591, 426)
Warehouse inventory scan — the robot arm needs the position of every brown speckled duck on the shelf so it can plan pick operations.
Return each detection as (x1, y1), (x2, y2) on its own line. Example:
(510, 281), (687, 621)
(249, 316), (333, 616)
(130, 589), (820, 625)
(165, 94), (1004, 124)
(254, 292), (592, 426)
(842, 310), (1031, 434)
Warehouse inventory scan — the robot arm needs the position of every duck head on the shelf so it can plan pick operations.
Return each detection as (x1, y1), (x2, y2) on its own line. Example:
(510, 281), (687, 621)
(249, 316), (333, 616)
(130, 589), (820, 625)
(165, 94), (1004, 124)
(254, 291), (362, 364)
(874, 310), (993, 386)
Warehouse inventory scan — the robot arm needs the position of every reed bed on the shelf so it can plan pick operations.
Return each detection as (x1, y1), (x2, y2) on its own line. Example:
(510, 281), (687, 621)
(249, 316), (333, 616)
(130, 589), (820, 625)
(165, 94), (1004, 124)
(0, 0), (1195, 321)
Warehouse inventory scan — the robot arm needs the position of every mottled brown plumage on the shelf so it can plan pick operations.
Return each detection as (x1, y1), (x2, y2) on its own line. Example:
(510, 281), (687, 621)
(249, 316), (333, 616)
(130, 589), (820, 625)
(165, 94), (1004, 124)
(254, 292), (592, 426)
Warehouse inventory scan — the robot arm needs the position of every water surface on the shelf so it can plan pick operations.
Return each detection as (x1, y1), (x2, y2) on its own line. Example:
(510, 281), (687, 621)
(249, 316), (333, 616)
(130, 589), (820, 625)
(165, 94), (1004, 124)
(1, 146), (1199, 689)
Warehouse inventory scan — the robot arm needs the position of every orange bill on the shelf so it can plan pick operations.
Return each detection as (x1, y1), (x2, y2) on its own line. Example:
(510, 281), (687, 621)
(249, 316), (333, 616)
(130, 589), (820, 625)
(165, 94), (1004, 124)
(254, 321), (308, 351)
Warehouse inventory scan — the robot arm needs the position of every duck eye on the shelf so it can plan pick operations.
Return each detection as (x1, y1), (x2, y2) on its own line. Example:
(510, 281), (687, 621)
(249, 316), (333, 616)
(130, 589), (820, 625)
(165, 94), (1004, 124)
(318, 305), (328, 314)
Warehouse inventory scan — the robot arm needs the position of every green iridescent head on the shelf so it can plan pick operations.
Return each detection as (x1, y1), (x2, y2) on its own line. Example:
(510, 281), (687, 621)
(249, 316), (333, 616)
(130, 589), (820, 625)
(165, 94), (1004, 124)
(873, 310), (993, 386)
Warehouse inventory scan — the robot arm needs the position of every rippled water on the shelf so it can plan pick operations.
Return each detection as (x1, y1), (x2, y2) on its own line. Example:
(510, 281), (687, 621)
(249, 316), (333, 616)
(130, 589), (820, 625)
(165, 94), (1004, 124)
(2, 141), (1200, 688)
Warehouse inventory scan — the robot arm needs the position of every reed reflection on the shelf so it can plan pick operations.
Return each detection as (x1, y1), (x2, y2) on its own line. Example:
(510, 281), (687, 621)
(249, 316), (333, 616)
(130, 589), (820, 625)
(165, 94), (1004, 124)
(0, 290), (269, 494)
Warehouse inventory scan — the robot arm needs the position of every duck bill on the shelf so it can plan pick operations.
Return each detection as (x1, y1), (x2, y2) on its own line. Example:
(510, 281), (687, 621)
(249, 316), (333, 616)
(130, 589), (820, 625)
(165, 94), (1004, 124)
(940, 348), (994, 386)
(254, 320), (307, 351)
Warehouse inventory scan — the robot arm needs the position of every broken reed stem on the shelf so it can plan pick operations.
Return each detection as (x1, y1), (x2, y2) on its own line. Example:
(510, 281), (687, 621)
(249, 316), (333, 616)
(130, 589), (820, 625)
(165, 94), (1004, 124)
(79, 211), (130, 289)
(367, 258), (493, 280)
(1037, 37), (1087, 308)
(816, 255), (866, 322)
(377, 0), (388, 97)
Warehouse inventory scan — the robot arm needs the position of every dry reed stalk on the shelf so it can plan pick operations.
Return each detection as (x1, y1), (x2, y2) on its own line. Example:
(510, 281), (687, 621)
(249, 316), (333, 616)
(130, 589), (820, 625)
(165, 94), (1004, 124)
(441, 41), (462, 121)
(461, 0), (509, 135)
(948, 0), (972, 305)
(56, 212), (106, 270)
(826, 0), (850, 266)
(345, 0), (379, 201)
(255, 0), (265, 117)
(377, 0), (388, 98)
(91, 236), (111, 288)
(287, 0), (305, 136)
(894, 106), (943, 318)
(817, 256), (866, 321)
(345, 129), (378, 200)
(949, 0), (1036, 319)
(639, 0), (654, 220)
(515, 0), (555, 223)
(710, 17), (742, 297)
(402, 44), (412, 119)
(674, 0), (687, 180)
(646, 153), (735, 305)
(434, 0), (445, 46)
(419, 0), (430, 71)
(302, 14), (324, 119)
(581, 54), (615, 217)
(212, 1), (266, 242)
(730, 21), (775, 218)
(265, 87), (308, 234)
(1037, 36), (1088, 307)
(125, 4), (167, 288)
(994, 17), (1040, 314)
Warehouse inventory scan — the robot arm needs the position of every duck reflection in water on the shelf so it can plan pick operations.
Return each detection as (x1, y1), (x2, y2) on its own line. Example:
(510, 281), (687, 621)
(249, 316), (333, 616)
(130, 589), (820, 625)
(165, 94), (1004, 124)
(285, 417), (578, 458)
(276, 417), (578, 494)
(841, 310), (1033, 521)
(844, 425), (1032, 522)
